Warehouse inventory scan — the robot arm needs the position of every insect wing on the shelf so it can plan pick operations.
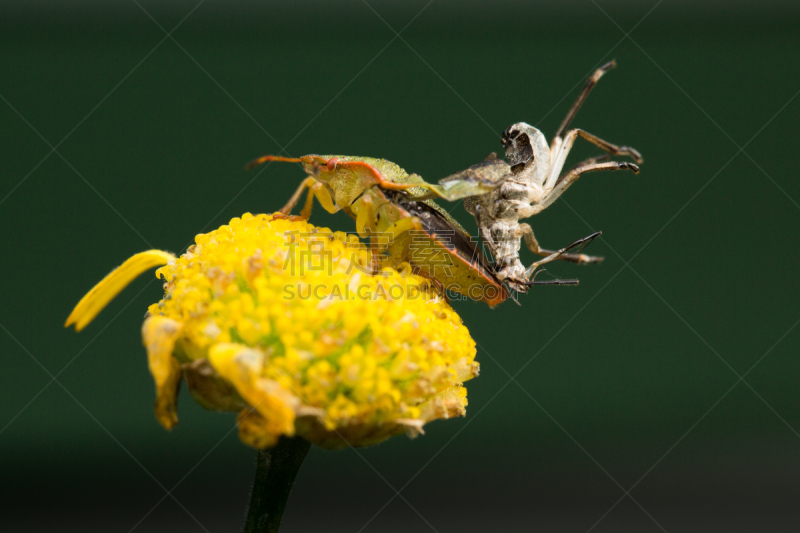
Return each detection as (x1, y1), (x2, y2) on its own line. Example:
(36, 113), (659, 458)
(394, 196), (507, 306)
(432, 158), (512, 201)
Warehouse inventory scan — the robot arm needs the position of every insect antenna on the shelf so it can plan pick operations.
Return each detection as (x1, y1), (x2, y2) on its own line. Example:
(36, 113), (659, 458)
(525, 278), (579, 286)
(245, 155), (303, 170)
(504, 285), (522, 306)
(524, 268), (579, 287)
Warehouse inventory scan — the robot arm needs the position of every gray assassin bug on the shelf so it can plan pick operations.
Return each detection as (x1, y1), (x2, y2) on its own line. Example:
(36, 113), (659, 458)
(424, 60), (643, 293)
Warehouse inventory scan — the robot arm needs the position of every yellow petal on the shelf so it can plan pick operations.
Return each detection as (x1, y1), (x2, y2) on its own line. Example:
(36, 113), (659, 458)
(208, 343), (298, 439)
(66, 250), (176, 332)
(142, 316), (184, 430)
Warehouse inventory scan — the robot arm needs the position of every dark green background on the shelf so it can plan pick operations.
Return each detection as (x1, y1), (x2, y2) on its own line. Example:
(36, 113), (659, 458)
(2, 1), (799, 531)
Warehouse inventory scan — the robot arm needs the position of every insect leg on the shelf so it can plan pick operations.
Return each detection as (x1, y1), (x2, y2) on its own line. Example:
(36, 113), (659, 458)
(574, 129), (643, 163)
(280, 177), (315, 216)
(355, 194), (378, 239)
(354, 193), (389, 273)
(281, 177), (340, 219)
(379, 215), (425, 262)
(300, 180), (339, 219)
(551, 60), (617, 155)
(523, 232), (602, 279)
(357, 196), (379, 273)
(519, 223), (603, 264)
(474, 204), (500, 261)
(377, 215), (452, 300)
(539, 160), (640, 213)
(562, 154), (611, 176)
(545, 128), (642, 191)
(381, 216), (424, 240)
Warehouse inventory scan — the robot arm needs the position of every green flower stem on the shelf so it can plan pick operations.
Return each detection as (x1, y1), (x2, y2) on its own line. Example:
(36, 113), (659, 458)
(243, 436), (311, 533)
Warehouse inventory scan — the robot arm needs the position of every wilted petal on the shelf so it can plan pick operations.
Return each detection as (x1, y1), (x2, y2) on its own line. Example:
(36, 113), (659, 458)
(208, 343), (298, 443)
(418, 386), (468, 422)
(142, 316), (183, 429)
(236, 409), (281, 449)
(182, 358), (247, 412)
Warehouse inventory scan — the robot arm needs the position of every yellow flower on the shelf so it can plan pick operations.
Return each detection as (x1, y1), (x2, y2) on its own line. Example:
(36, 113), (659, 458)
(66, 213), (478, 449)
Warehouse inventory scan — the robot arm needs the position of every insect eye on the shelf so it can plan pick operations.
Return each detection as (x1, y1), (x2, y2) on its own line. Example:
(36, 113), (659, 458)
(504, 130), (534, 167)
(502, 128), (518, 144)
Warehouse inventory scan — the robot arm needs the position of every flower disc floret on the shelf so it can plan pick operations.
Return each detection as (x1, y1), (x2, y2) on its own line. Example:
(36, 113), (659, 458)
(68, 213), (478, 449)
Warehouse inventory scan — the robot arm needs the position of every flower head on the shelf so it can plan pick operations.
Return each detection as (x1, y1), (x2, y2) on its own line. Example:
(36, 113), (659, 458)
(67, 213), (478, 449)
